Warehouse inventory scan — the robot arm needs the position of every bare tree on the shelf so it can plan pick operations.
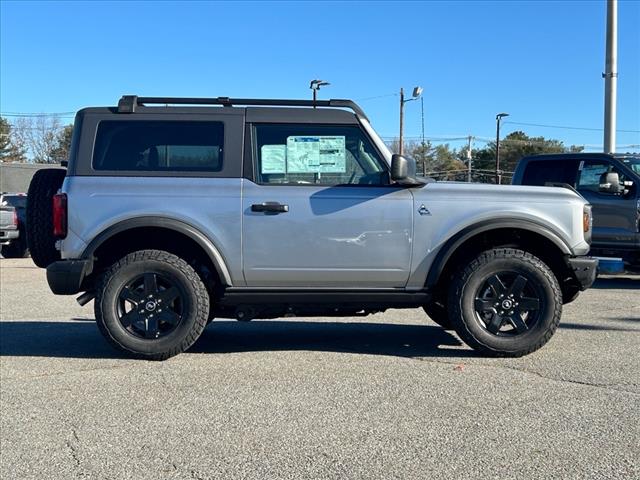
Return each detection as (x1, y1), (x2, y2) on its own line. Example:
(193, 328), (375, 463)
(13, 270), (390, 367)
(26, 115), (62, 163)
(8, 117), (31, 163)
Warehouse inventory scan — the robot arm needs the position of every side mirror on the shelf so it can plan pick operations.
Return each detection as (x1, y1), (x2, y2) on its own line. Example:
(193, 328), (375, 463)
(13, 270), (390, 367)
(391, 154), (422, 185)
(599, 171), (623, 194)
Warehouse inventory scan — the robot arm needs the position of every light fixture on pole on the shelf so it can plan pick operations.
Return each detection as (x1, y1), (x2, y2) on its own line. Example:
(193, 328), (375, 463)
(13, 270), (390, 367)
(495, 112), (510, 184)
(310, 79), (330, 106)
(399, 86), (423, 155)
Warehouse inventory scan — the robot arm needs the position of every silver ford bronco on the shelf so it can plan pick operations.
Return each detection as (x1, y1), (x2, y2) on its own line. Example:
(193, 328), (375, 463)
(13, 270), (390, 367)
(26, 95), (597, 360)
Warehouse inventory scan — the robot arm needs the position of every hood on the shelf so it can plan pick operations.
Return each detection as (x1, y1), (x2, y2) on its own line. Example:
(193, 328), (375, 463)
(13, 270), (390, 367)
(415, 181), (587, 205)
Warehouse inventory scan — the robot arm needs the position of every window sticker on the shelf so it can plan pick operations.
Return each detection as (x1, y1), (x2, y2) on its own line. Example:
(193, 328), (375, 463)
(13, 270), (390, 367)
(286, 136), (346, 173)
(261, 145), (286, 173)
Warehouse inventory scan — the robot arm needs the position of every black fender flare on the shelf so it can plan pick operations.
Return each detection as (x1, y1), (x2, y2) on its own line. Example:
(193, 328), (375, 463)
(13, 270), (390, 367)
(81, 216), (233, 286)
(425, 219), (572, 288)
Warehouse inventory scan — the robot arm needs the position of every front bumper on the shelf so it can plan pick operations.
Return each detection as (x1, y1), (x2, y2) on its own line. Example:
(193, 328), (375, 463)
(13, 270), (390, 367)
(566, 256), (599, 291)
(46, 259), (92, 295)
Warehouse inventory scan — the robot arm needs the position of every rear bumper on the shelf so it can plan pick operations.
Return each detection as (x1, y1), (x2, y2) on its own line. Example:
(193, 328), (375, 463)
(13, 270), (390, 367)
(46, 259), (92, 294)
(0, 229), (19, 245)
(566, 256), (599, 291)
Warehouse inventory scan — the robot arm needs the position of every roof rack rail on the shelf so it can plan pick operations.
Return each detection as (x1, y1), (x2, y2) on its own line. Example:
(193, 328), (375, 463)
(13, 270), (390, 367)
(117, 95), (368, 120)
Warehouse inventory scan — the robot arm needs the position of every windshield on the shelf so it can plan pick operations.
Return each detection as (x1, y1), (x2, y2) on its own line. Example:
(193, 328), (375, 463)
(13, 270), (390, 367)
(0, 195), (27, 208)
(620, 157), (640, 175)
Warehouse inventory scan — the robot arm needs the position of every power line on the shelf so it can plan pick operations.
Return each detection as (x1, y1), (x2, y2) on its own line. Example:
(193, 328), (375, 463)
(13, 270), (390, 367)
(1, 112), (76, 117)
(503, 120), (640, 133)
(354, 93), (398, 101)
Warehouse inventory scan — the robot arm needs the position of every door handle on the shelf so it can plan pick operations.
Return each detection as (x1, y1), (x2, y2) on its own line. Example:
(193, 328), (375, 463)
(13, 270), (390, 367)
(251, 202), (289, 213)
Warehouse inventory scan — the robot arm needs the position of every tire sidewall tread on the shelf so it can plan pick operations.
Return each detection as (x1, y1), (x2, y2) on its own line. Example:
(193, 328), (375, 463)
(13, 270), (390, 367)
(94, 249), (210, 361)
(449, 248), (562, 357)
(26, 168), (66, 268)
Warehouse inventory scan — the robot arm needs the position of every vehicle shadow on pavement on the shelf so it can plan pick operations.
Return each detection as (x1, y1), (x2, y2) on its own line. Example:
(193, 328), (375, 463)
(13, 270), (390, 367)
(0, 320), (472, 359)
(559, 322), (638, 332)
(193, 321), (474, 359)
(592, 277), (640, 289)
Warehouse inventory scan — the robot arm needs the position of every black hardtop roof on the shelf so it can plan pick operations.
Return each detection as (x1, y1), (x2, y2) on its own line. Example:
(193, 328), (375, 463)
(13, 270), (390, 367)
(98, 95), (369, 121)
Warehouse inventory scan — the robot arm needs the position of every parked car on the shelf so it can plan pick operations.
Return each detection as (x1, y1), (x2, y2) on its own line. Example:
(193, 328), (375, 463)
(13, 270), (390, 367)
(512, 153), (639, 270)
(0, 205), (19, 256)
(26, 95), (597, 360)
(0, 193), (28, 258)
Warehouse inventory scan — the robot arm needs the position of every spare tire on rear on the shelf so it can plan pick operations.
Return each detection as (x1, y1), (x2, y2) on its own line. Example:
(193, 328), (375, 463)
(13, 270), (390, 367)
(26, 168), (66, 268)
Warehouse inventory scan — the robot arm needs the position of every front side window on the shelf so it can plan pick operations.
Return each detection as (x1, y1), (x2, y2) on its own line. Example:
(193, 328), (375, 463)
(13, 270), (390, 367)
(93, 121), (224, 172)
(254, 124), (388, 185)
(577, 161), (628, 193)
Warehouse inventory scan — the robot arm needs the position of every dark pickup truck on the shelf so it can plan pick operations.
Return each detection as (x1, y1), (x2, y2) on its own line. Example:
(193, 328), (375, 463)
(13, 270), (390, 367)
(512, 153), (640, 270)
(0, 193), (28, 258)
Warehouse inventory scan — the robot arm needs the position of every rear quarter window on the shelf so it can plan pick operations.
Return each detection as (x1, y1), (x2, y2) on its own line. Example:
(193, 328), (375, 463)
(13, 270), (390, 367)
(521, 160), (579, 186)
(92, 121), (224, 172)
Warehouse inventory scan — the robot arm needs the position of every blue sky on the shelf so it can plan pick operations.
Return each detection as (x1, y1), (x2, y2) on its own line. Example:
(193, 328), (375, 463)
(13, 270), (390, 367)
(1, 0), (639, 151)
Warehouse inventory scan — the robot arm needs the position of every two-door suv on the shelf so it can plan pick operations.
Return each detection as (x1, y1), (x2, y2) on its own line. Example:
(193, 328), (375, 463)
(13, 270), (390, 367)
(27, 95), (597, 360)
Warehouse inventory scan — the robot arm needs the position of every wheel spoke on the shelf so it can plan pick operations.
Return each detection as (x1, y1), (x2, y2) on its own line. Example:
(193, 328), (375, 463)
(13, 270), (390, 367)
(519, 297), (540, 311)
(119, 286), (144, 306)
(486, 314), (504, 334)
(508, 275), (528, 298)
(120, 309), (144, 329)
(486, 275), (507, 297)
(475, 298), (496, 312)
(143, 273), (158, 296)
(145, 316), (159, 338)
(507, 314), (529, 333)
(157, 286), (180, 305)
(158, 309), (180, 326)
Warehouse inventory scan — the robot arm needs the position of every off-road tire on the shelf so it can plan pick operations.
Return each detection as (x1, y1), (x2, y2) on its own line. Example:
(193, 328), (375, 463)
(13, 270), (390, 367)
(95, 250), (210, 360)
(449, 248), (562, 357)
(26, 168), (66, 268)
(423, 300), (453, 330)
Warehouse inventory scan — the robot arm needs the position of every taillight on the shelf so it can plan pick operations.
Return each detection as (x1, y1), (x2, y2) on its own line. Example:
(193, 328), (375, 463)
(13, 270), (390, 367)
(52, 193), (67, 239)
(12, 209), (18, 227)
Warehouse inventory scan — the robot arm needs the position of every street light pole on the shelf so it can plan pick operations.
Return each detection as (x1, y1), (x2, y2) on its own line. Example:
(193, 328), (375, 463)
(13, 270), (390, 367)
(398, 86), (423, 155)
(309, 79), (330, 108)
(467, 135), (473, 183)
(495, 112), (509, 184)
(399, 88), (405, 155)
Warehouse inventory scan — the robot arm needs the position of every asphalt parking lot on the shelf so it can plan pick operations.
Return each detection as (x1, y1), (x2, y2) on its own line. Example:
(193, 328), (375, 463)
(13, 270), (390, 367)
(0, 258), (638, 480)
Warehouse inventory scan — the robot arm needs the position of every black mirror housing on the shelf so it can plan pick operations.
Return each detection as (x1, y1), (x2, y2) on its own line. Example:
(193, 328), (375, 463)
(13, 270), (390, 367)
(391, 154), (423, 185)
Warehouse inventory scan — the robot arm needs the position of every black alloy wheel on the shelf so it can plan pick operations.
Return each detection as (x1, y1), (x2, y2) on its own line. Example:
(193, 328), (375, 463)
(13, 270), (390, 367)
(473, 272), (543, 336)
(117, 272), (186, 339)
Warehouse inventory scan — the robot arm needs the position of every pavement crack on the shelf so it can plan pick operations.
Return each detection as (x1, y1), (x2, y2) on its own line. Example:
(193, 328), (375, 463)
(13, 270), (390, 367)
(407, 356), (640, 395)
(65, 426), (82, 469)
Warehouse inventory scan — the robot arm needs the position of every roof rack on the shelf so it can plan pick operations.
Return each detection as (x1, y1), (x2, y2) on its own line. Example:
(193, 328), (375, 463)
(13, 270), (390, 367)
(117, 95), (368, 120)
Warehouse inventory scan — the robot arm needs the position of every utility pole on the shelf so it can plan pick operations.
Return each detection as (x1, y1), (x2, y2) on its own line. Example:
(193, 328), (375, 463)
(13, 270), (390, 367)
(399, 88), (405, 155)
(495, 112), (509, 184)
(467, 135), (473, 183)
(603, 0), (618, 153)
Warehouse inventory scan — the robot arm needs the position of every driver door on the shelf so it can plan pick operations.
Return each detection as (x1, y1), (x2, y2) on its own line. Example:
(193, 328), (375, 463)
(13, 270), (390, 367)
(241, 123), (414, 288)
(576, 159), (638, 248)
